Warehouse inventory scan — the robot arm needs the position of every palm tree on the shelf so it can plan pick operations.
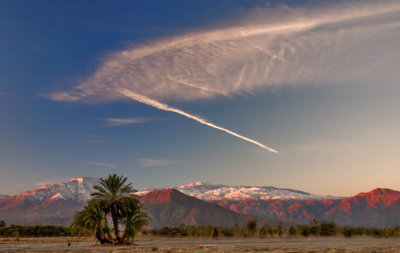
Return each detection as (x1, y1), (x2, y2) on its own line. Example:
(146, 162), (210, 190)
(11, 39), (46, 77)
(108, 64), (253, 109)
(71, 174), (147, 245)
(91, 174), (135, 243)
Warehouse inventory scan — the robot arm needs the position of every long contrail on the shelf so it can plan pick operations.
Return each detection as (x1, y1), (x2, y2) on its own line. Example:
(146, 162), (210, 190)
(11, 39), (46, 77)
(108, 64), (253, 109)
(118, 88), (278, 153)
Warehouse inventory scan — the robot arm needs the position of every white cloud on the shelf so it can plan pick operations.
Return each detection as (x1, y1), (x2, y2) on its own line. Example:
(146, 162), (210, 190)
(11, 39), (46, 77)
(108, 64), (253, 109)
(49, 1), (400, 103)
(104, 117), (149, 126)
(137, 158), (178, 167)
(86, 161), (116, 168)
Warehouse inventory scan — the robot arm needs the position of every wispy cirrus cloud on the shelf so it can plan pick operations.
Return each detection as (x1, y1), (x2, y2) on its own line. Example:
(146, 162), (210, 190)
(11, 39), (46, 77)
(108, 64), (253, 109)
(104, 117), (149, 126)
(49, 1), (400, 103)
(137, 158), (178, 167)
(86, 161), (116, 168)
(48, 0), (400, 152)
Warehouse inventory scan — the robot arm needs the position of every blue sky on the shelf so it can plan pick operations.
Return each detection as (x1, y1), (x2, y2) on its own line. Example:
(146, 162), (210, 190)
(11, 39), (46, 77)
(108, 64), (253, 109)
(1, 0), (399, 196)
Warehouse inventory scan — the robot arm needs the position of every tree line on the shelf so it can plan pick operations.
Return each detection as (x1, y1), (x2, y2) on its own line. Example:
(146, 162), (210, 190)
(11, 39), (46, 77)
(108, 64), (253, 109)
(1, 220), (399, 239)
(0, 222), (70, 237)
(145, 220), (400, 238)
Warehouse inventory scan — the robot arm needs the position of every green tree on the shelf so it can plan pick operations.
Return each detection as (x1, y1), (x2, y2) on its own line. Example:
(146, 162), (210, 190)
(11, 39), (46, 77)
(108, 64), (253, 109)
(0, 220), (6, 228)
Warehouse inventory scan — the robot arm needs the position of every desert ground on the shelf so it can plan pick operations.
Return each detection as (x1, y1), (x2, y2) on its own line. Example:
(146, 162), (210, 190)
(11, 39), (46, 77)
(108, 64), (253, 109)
(1, 236), (400, 252)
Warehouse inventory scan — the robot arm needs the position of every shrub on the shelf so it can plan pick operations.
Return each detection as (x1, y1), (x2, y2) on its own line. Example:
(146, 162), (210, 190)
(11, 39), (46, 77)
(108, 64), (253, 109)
(342, 227), (352, 238)
(320, 221), (337, 236)
(298, 225), (310, 237)
(221, 227), (234, 237)
(259, 226), (268, 238)
(246, 220), (257, 237)
(288, 226), (297, 236)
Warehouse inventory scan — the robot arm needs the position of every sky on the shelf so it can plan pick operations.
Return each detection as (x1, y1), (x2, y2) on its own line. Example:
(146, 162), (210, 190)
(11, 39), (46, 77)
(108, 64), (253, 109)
(1, 0), (399, 196)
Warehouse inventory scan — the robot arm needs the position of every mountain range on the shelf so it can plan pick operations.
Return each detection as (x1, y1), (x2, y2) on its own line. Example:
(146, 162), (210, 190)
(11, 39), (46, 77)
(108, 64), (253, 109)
(1, 177), (399, 228)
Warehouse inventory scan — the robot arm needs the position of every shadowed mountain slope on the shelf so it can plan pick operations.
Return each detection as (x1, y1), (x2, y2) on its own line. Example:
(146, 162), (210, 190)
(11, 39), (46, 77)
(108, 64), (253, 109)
(140, 188), (271, 228)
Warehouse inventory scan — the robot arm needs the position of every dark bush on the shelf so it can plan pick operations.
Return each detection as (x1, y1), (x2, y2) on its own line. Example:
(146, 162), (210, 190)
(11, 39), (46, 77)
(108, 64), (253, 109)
(320, 221), (337, 236)
(342, 227), (352, 238)
(298, 225), (310, 237)
(288, 226), (296, 236)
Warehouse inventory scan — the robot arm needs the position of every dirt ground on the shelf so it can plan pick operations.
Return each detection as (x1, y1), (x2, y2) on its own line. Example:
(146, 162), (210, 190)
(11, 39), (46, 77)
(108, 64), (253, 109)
(1, 236), (400, 252)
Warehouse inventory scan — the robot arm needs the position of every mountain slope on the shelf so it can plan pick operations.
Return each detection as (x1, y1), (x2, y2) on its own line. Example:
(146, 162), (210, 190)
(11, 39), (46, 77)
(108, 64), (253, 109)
(140, 188), (271, 228)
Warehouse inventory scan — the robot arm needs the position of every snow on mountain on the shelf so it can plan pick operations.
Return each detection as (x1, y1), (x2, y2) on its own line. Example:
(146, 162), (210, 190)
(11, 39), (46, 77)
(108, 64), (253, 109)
(136, 181), (339, 201)
(12, 177), (98, 202)
(176, 182), (340, 200)
(6, 177), (337, 204)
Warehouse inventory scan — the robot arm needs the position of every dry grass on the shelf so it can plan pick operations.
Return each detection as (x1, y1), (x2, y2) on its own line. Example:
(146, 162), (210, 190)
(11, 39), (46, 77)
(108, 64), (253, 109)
(1, 236), (400, 252)
(0, 236), (94, 244)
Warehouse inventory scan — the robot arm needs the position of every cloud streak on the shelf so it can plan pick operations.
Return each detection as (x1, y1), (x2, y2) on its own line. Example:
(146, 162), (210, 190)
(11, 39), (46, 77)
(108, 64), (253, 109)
(137, 158), (177, 167)
(49, 0), (400, 152)
(104, 117), (149, 126)
(86, 161), (116, 168)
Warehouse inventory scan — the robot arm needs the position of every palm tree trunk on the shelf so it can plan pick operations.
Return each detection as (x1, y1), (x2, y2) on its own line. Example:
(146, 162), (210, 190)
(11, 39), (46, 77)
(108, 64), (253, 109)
(111, 207), (121, 243)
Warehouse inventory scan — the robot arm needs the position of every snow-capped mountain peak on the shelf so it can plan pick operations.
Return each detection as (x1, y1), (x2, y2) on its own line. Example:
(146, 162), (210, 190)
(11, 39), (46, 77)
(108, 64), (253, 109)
(12, 177), (98, 202)
(5, 178), (338, 203)
(136, 181), (338, 201)
(174, 182), (337, 201)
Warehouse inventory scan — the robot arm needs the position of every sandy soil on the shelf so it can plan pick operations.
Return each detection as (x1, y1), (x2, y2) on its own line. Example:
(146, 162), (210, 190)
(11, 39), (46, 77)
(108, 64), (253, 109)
(1, 236), (400, 252)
